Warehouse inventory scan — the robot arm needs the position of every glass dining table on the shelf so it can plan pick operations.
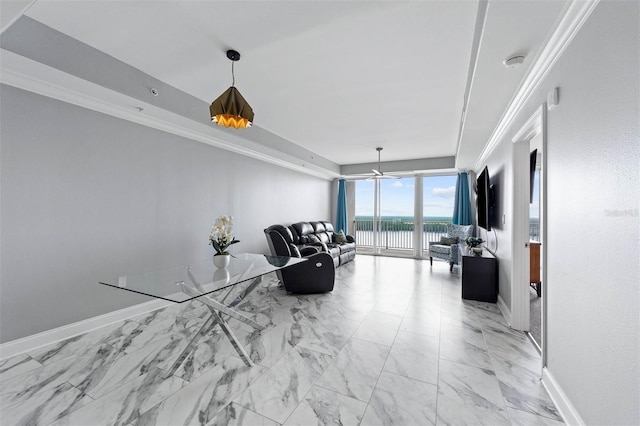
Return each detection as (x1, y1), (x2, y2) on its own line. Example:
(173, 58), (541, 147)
(99, 253), (305, 375)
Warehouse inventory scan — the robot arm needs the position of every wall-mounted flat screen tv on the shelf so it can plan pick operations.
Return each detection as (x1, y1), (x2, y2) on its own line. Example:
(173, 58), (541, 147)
(477, 166), (491, 231)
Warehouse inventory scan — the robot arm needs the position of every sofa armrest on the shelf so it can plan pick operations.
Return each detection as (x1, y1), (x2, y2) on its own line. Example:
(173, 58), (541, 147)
(288, 244), (302, 258)
(299, 245), (321, 256)
(450, 243), (462, 262)
(306, 241), (329, 252)
(280, 252), (335, 294)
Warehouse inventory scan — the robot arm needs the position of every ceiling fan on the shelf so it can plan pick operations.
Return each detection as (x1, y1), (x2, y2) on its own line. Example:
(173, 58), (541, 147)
(361, 147), (400, 180)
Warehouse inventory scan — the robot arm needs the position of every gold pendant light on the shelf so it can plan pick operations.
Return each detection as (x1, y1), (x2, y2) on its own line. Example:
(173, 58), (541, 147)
(209, 50), (254, 129)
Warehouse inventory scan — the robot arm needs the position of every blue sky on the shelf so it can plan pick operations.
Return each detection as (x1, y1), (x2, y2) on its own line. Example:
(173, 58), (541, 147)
(355, 175), (457, 218)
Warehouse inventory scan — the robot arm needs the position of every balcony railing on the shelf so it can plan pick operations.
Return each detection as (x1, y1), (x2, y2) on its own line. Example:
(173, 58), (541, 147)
(530, 222), (540, 242)
(354, 219), (451, 250)
(354, 219), (541, 250)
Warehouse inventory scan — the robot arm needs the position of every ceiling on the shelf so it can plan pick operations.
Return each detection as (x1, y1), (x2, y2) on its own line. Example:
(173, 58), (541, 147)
(4, 0), (568, 170)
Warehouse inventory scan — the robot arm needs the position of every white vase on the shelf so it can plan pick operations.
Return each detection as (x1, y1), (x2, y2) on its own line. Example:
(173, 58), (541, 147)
(213, 267), (230, 284)
(213, 254), (230, 268)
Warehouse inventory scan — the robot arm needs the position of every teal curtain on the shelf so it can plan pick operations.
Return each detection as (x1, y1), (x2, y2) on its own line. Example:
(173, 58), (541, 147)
(452, 172), (472, 225)
(336, 179), (348, 233)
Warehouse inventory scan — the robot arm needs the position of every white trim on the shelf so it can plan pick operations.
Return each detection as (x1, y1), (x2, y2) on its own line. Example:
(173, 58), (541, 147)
(497, 293), (512, 326)
(413, 176), (424, 258)
(475, 0), (600, 169)
(510, 140), (531, 331)
(0, 299), (171, 360)
(0, 49), (339, 181)
(542, 367), (586, 425)
(540, 106), (549, 367)
(512, 106), (544, 143)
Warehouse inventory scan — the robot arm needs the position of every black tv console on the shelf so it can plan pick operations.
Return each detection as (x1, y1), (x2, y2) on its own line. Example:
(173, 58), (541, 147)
(461, 246), (498, 303)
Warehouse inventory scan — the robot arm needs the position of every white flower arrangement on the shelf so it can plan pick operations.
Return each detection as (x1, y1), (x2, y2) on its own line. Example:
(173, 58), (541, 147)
(209, 215), (239, 255)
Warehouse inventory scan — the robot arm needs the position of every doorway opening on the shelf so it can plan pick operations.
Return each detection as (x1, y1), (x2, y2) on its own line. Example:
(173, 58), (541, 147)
(529, 137), (543, 350)
(511, 104), (547, 364)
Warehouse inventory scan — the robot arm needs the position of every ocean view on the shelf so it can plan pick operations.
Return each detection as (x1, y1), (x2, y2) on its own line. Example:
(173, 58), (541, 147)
(355, 216), (453, 222)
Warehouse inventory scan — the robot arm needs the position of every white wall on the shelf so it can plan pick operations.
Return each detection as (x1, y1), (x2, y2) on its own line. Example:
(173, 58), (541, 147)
(478, 1), (639, 424)
(479, 137), (513, 312)
(0, 85), (332, 343)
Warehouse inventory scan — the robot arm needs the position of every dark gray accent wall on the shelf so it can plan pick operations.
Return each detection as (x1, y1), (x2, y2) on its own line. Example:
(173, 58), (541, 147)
(0, 85), (331, 343)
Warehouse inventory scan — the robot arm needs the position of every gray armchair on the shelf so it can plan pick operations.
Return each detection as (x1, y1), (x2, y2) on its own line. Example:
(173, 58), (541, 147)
(429, 224), (474, 271)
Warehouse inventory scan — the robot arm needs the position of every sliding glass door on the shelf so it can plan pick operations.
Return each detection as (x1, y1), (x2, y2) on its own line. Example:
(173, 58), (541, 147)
(354, 177), (415, 255)
(354, 174), (456, 257)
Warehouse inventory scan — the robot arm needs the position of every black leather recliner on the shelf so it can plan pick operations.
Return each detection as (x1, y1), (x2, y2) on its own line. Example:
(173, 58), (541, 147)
(264, 225), (335, 294)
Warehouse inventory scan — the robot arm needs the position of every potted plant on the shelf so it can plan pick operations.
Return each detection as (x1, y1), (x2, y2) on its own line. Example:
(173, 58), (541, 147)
(209, 215), (239, 268)
(465, 236), (484, 247)
(465, 236), (484, 255)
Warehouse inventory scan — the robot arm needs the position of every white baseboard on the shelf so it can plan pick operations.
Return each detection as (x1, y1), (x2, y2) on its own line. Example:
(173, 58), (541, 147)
(0, 299), (172, 360)
(497, 293), (512, 326)
(542, 367), (585, 426)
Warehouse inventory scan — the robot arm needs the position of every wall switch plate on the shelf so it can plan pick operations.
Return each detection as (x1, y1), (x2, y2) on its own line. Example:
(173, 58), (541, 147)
(547, 87), (559, 110)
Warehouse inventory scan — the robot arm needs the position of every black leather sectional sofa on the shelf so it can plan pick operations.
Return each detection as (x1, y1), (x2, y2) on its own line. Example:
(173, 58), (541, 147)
(266, 221), (356, 268)
(263, 221), (356, 293)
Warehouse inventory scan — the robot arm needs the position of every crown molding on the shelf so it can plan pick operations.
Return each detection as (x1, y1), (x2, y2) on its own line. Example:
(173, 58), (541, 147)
(0, 49), (339, 181)
(475, 0), (600, 169)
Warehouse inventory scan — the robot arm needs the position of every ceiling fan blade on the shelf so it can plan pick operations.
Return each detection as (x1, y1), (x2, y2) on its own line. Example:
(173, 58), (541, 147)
(371, 169), (383, 176)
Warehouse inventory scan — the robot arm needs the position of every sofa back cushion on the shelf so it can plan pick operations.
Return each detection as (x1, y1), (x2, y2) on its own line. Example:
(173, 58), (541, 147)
(320, 221), (335, 241)
(290, 222), (314, 244)
(447, 224), (474, 243)
(310, 221), (326, 233)
(309, 221), (330, 244)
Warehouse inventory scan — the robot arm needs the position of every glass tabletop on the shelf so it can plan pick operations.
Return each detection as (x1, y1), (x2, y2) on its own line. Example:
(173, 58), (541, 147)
(99, 253), (305, 303)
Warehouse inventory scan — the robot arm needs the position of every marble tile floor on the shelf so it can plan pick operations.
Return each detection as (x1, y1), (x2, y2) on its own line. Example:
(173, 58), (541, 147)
(0, 256), (564, 425)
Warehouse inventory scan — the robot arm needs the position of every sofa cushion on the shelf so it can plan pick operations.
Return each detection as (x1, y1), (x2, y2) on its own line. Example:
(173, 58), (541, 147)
(325, 245), (341, 258)
(316, 232), (330, 244)
(322, 221), (335, 233)
(310, 221), (326, 233)
(337, 242), (356, 254)
(308, 234), (321, 243)
(430, 244), (452, 255)
(334, 231), (347, 243)
(291, 222), (314, 243)
(439, 236), (458, 246)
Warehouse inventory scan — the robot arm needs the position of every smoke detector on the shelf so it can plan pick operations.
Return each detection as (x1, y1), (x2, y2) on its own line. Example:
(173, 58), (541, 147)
(503, 55), (525, 68)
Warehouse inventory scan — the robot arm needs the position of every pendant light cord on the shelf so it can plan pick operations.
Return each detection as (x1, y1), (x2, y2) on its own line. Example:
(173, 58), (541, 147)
(231, 61), (235, 87)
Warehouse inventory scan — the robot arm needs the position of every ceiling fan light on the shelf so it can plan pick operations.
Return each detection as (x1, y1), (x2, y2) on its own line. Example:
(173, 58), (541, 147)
(210, 86), (254, 129)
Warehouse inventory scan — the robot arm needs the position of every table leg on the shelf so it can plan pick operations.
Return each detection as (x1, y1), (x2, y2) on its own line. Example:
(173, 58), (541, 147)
(168, 275), (265, 370)
(163, 314), (219, 378)
(208, 309), (254, 367)
(180, 279), (266, 331)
